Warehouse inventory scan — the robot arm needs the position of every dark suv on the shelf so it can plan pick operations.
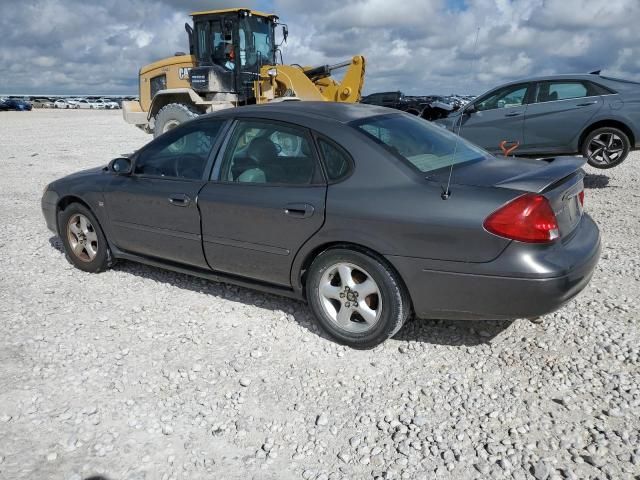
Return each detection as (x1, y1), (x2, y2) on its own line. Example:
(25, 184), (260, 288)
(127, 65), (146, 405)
(435, 74), (640, 169)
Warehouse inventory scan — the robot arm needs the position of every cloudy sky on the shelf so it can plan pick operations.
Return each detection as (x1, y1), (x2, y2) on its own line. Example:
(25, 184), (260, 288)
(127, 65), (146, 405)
(1, 0), (639, 96)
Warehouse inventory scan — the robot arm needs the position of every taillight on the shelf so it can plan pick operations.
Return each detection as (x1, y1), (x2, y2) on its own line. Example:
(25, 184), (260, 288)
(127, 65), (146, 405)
(578, 190), (584, 207)
(484, 194), (559, 243)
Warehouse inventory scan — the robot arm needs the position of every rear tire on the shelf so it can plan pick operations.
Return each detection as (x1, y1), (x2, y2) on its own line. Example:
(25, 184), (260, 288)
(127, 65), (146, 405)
(306, 248), (411, 349)
(58, 203), (112, 273)
(153, 103), (200, 138)
(582, 126), (630, 169)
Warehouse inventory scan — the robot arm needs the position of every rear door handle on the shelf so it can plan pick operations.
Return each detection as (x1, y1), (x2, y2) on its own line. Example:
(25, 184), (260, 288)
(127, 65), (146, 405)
(168, 193), (191, 207)
(576, 101), (598, 106)
(284, 203), (314, 219)
(504, 111), (522, 117)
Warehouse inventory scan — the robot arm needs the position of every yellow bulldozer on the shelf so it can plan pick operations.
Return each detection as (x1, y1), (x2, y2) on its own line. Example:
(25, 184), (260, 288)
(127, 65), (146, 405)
(122, 7), (366, 136)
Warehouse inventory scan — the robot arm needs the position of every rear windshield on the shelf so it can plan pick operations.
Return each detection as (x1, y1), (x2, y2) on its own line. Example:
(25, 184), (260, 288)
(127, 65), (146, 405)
(352, 114), (489, 173)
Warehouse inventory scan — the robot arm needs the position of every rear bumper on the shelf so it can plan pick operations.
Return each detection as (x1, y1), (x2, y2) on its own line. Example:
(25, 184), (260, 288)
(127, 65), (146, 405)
(387, 214), (601, 320)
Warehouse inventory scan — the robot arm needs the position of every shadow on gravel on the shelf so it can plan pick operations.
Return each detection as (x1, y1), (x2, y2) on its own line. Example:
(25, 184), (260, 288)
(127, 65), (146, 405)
(49, 235), (64, 252)
(394, 317), (514, 346)
(48, 235), (515, 347)
(584, 173), (610, 189)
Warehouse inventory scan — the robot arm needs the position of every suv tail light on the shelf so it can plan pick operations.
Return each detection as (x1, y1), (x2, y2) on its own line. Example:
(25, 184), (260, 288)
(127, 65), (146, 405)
(578, 190), (584, 207)
(484, 194), (559, 243)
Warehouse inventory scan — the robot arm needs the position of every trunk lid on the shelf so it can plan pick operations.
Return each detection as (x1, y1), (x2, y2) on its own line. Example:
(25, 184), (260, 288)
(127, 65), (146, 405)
(429, 155), (586, 237)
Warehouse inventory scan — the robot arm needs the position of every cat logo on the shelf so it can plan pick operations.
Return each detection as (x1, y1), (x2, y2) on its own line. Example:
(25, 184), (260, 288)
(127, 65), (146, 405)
(178, 67), (192, 80)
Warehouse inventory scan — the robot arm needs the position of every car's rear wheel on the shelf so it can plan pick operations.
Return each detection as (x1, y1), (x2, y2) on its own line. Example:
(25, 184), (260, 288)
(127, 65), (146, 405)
(306, 248), (410, 349)
(582, 127), (630, 169)
(58, 203), (112, 273)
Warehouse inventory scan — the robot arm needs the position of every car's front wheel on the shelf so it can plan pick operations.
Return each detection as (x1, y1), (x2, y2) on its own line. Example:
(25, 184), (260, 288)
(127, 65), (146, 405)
(58, 203), (112, 273)
(582, 127), (630, 169)
(306, 248), (411, 349)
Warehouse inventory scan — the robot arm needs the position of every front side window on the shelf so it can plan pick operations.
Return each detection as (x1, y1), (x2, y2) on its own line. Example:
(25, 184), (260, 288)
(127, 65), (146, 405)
(535, 81), (588, 103)
(475, 84), (528, 111)
(220, 120), (317, 185)
(354, 114), (489, 173)
(134, 120), (225, 179)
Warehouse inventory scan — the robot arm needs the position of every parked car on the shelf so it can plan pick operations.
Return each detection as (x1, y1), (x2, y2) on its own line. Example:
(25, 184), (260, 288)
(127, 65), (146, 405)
(42, 102), (600, 348)
(31, 98), (55, 108)
(74, 99), (94, 109)
(54, 99), (73, 109)
(88, 99), (106, 109)
(0, 98), (32, 111)
(100, 98), (120, 109)
(435, 73), (640, 169)
(360, 91), (473, 120)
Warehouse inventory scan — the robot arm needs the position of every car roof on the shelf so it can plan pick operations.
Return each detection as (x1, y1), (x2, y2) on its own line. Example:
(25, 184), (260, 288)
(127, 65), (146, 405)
(205, 101), (398, 124)
(490, 73), (614, 89)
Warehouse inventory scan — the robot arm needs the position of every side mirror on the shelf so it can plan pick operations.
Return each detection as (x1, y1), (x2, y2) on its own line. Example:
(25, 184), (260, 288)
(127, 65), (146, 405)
(109, 157), (132, 175)
(464, 104), (477, 115)
(282, 25), (289, 43)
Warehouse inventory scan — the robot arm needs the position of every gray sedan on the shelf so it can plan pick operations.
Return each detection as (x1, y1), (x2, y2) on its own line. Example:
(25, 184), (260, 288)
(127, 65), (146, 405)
(41, 102), (600, 348)
(436, 73), (640, 169)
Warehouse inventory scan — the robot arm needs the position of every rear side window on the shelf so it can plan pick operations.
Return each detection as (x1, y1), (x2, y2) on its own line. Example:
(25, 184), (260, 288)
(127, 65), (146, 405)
(220, 120), (319, 185)
(587, 81), (615, 95)
(317, 139), (352, 182)
(535, 81), (588, 103)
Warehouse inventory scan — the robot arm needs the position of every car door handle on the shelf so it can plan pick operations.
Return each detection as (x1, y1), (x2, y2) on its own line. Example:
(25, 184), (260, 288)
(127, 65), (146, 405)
(284, 203), (314, 219)
(504, 111), (522, 117)
(168, 194), (191, 207)
(576, 101), (598, 106)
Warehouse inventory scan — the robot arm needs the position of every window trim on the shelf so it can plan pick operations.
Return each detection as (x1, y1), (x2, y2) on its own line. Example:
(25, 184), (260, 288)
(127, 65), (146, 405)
(129, 117), (231, 182)
(210, 117), (326, 187)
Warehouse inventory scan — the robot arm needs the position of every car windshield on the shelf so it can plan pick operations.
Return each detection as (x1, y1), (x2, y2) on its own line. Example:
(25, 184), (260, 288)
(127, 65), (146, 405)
(353, 114), (489, 173)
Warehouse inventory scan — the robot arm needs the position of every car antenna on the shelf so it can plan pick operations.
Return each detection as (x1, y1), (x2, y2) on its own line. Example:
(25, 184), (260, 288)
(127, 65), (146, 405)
(442, 26), (480, 200)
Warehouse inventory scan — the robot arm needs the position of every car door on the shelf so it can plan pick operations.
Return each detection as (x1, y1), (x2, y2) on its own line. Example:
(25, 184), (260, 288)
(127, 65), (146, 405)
(198, 118), (327, 286)
(522, 80), (603, 154)
(104, 118), (228, 268)
(457, 83), (530, 153)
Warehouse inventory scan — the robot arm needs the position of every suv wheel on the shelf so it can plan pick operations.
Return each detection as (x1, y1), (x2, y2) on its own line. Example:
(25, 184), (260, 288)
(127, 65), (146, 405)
(582, 127), (630, 169)
(306, 248), (410, 349)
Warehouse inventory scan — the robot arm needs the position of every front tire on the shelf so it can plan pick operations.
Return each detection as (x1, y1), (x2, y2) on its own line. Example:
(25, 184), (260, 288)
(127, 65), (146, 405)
(582, 127), (630, 169)
(153, 103), (200, 138)
(306, 248), (411, 349)
(58, 203), (112, 273)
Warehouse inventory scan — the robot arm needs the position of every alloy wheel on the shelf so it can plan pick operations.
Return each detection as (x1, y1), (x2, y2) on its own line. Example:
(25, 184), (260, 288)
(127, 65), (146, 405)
(587, 132), (625, 166)
(67, 213), (98, 262)
(318, 262), (382, 333)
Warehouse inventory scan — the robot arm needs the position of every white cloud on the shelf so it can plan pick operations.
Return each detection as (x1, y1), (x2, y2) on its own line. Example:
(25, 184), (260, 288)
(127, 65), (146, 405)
(0, 0), (639, 95)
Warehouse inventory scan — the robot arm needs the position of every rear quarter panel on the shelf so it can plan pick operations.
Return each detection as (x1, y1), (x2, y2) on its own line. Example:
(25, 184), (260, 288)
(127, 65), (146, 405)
(290, 131), (517, 287)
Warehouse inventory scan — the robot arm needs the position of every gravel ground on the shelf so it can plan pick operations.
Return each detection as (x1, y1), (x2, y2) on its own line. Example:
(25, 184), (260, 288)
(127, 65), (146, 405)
(0, 109), (639, 480)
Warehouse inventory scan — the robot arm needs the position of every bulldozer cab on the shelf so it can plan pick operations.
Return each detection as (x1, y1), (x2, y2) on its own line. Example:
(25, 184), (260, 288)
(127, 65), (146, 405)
(187, 8), (281, 103)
